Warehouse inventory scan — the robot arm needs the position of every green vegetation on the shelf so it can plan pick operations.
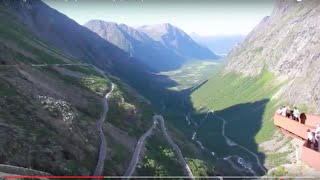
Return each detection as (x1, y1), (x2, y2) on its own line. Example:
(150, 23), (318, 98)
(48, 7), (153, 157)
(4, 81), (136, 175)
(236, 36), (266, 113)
(136, 133), (184, 176)
(0, 8), (74, 65)
(107, 77), (154, 138)
(191, 71), (278, 111)
(0, 80), (17, 96)
(268, 166), (288, 177)
(40, 66), (109, 97)
(266, 152), (291, 167)
(265, 140), (295, 168)
(160, 61), (220, 90)
(187, 158), (213, 177)
(191, 71), (283, 143)
(81, 75), (108, 96)
(0, 8), (107, 175)
(103, 133), (132, 175)
(254, 47), (264, 53)
(65, 65), (104, 78)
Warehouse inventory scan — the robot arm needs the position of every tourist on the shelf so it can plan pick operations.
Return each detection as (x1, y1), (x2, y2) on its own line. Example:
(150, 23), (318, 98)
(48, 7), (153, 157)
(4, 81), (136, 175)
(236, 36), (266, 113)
(307, 129), (316, 150)
(281, 106), (287, 117)
(293, 107), (300, 121)
(315, 124), (320, 151)
(286, 106), (292, 118)
(276, 107), (283, 115)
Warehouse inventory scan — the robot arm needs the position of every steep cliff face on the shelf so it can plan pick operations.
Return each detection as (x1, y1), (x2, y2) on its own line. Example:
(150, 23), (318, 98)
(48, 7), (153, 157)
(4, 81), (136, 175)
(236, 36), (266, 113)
(225, 0), (320, 110)
(138, 23), (220, 60)
(84, 20), (185, 71)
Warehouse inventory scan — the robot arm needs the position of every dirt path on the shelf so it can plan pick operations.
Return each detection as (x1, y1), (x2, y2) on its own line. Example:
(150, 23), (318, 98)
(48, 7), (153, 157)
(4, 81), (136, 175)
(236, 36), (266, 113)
(93, 83), (114, 178)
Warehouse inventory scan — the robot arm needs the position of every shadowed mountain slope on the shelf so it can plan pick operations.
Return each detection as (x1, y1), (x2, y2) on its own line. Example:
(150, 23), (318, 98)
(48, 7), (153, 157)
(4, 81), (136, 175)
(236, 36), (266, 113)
(138, 23), (220, 61)
(84, 20), (185, 71)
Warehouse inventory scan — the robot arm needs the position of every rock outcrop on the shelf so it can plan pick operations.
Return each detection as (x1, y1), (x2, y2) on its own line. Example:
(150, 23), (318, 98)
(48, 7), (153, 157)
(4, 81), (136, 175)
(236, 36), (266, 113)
(224, 0), (320, 110)
(138, 23), (220, 61)
(84, 20), (185, 71)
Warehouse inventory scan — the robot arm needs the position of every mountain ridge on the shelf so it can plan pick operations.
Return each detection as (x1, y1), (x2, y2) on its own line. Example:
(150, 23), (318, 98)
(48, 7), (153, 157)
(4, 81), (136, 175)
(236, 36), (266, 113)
(224, 0), (320, 110)
(84, 19), (185, 71)
(190, 0), (320, 173)
(190, 33), (245, 55)
(138, 23), (220, 60)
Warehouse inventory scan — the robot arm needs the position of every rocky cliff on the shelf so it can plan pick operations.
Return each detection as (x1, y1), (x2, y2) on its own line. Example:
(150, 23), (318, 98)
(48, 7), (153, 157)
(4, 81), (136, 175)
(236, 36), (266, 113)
(224, 0), (320, 110)
(138, 23), (220, 61)
(84, 20), (185, 71)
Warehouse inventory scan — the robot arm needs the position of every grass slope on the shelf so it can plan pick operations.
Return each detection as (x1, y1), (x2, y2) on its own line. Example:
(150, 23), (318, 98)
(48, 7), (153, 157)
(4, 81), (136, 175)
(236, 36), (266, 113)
(160, 61), (220, 91)
(191, 71), (282, 143)
(0, 6), (159, 176)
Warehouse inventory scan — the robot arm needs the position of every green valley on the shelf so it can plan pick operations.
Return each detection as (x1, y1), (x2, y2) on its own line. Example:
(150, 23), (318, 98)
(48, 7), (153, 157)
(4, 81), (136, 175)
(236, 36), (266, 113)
(2, 0), (320, 178)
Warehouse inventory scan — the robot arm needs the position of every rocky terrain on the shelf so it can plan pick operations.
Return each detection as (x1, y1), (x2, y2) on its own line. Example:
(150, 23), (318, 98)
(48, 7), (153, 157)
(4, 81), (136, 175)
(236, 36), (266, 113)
(84, 20), (185, 71)
(190, 0), (320, 175)
(225, 0), (320, 111)
(138, 23), (220, 61)
(0, 3), (156, 175)
(84, 20), (220, 72)
(0, 0), (209, 177)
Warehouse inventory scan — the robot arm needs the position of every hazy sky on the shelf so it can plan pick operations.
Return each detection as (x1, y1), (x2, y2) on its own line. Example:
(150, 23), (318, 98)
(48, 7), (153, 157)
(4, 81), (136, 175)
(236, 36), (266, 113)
(43, 0), (274, 36)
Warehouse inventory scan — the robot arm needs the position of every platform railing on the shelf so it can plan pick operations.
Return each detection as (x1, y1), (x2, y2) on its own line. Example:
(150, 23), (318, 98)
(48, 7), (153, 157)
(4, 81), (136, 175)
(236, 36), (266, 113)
(301, 141), (320, 170)
(273, 114), (314, 140)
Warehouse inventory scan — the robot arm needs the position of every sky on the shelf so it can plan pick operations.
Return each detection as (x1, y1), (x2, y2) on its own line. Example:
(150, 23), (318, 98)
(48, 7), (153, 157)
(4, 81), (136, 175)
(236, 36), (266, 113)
(42, 0), (275, 36)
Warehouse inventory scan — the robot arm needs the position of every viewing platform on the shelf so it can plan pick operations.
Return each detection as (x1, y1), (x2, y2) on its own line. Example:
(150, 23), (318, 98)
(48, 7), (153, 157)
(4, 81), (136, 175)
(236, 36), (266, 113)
(273, 113), (320, 170)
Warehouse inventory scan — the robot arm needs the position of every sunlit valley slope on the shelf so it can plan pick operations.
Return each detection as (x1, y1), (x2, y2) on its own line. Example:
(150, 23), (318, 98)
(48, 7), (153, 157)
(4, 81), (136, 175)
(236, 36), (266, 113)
(2, 0), (320, 178)
(191, 0), (320, 175)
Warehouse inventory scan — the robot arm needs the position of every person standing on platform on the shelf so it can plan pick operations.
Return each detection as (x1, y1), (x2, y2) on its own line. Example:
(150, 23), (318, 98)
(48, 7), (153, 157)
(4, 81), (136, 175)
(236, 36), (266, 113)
(315, 124), (320, 151)
(293, 107), (300, 121)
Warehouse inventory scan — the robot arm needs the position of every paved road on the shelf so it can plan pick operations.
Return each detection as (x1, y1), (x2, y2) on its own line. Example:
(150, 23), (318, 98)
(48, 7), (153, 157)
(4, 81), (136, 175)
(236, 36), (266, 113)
(93, 83), (114, 178)
(0, 164), (51, 179)
(156, 115), (195, 179)
(122, 118), (158, 179)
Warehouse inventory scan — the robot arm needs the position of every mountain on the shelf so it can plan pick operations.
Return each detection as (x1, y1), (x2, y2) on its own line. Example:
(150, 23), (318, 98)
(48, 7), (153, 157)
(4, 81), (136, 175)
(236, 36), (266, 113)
(138, 23), (220, 61)
(0, 3), (156, 175)
(84, 20), (185, 71)
(3, 0), (179, 109)
(190, 33), (245, 55)
(0, 0), (207, 176)
(225, 0), (320, 110)
(191, 0), (320, 173)
(4, 0), (156, 90)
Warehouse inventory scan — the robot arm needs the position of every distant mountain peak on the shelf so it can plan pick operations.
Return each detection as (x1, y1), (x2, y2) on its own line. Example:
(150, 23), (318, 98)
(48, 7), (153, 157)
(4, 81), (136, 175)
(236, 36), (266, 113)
(272, 0), (298, 16)
(138, 23), (220, 60)
(84, 19), (187, 71)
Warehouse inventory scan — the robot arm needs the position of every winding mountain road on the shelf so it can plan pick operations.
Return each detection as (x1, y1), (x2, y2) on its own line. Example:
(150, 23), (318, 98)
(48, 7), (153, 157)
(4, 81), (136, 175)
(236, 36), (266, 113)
(122, 119), (158, 179)
(156, 115), (195, 179)
(122, 115), (194, 179)
(190, 110), (266, 175)
(213, 114), (266, 174)
(93, 83), (114, 178)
